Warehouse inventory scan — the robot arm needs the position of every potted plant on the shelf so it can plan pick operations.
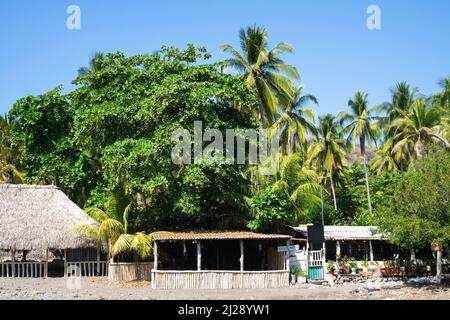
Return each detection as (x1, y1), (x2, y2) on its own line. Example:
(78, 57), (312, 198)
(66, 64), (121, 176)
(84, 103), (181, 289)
(375, 261), (382, 275)
(340, 255), (351, 274)
(384, 260), (392, 275)
(327, 260), (336, 275)
(362, 256), (369, 273)
(350, 258), (358, 275)
(393, 259), (400, 275)
(290, 266), (300, 284)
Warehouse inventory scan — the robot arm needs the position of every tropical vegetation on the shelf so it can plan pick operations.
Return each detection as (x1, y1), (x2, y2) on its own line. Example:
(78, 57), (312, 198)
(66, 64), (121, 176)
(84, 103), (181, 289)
(1, 26), (449, 272)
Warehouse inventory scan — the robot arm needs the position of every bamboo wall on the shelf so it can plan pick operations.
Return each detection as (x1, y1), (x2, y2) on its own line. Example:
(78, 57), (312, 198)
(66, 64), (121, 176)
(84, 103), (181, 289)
(152, 270), (289, 289)
(108, 262), (152, 282)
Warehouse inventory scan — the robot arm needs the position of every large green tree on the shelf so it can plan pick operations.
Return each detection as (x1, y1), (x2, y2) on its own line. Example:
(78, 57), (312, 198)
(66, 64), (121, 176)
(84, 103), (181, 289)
(375, 149), (450, 283)
(8, 87), (89, 201)
(9, 45), (260, 231)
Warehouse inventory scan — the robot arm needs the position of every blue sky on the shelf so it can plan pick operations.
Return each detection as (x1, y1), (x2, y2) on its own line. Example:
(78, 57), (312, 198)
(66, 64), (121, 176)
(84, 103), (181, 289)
(1, 0), (449, 116)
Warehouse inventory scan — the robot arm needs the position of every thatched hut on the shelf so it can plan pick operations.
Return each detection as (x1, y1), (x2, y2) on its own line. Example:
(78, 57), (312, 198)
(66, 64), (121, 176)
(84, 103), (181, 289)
(0, 184), (105, 278)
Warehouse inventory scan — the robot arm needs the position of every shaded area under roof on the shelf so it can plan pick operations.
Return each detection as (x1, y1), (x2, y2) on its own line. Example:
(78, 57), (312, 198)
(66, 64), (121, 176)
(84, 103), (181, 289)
(0, 184), (98, 251)
(293, 225), (386, 241)
(152, 231), (291, 241)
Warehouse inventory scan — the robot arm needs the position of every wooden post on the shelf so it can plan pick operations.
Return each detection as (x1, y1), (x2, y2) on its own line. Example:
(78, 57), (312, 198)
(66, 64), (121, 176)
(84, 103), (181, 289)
(44, 248), (49, 278)
(108, 240), (114, 264)
(11, 249), (15, 278)
(336, 241), (341, 260)
(322, 242), (326, 268)
(197, 241), (201, 271)
(285, 240), (290, 271)
(369, 240), (374, 262)
(436, 249), (443, 284)
(96, 246), (100, 276)
(306, 241), (309, 278)
(64, 249), (67, 278)
(239, 240), (244, 271)
(153, 240), (158, 271)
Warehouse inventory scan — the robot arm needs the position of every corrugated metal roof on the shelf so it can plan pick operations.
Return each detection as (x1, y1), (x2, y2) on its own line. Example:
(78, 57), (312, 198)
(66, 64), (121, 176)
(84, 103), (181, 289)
(152, 231), (291, 241)
(293, 225), (385, 241)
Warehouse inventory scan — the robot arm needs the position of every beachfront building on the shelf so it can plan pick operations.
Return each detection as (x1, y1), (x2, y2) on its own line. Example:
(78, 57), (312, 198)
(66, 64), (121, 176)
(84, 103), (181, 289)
(0, 184), (107, 278)
(291, 225), (390, 262)
(151, 231), (292, 289)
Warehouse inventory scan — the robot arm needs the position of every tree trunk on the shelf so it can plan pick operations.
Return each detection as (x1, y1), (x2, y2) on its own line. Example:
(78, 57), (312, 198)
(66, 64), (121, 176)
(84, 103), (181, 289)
(436, 249), (443, 284)
(329, 168), (338, 211)
(320, 183), (325, 225)
(360, 137), (373, 215)
(406, 148), (416, 172)
(414, 138), (422, 159)
(255, 82), (268, 129)
(258, 103), (267, 129)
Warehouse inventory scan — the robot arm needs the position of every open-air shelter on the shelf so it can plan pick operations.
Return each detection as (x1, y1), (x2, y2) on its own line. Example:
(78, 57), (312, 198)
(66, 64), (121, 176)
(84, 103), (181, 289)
(151, 231), (292, 289)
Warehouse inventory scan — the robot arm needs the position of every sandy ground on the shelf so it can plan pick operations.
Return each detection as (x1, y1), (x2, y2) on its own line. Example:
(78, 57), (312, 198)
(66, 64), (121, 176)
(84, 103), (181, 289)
(0, 278), (449, 300)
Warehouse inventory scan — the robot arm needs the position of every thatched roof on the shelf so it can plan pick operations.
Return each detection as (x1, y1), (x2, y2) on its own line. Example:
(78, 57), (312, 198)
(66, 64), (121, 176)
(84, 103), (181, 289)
(0, 184), (97, 250)
(152, 231), (291, 241)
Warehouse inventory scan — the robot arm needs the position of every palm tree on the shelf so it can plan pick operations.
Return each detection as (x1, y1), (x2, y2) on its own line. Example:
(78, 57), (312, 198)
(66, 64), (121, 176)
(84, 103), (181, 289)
(339, 92), (379, 215)
(437, 77), (450, 109)
(0, 161), (24, 184)
(307, 114), (347, 211)
(221, 25), (299, 127)
(385, 82), (419, 120)
(75, 188), (156, 261)
(436, 77), (450, 140)
(270, 85), (318, 154)
(0, 114), (19, 166)
(0, 114), (23, 184)
(369, 138), (403, 175)
(391, 99), (450, 159)
(271, 153), (321, 223)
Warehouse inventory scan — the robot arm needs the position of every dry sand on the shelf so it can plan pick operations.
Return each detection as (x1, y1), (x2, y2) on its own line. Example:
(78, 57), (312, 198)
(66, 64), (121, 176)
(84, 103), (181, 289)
(0, 277), (449, 300)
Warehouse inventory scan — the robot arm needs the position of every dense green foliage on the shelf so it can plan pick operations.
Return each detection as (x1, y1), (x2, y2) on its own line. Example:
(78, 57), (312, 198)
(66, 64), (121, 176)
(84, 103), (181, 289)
(2, 27), (449, 257)
(375, 149), (450, 248)
(8, 45), (259, 231)
(248, 188), (293, 233)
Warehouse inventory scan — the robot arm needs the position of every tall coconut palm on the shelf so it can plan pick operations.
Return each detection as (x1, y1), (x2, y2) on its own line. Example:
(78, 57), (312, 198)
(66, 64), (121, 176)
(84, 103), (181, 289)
(221, 25), (299, 127)
(270, 85), (318, 154)
(379, 82), (420, 141)
(307, 114), (347, 211)
(339, 92), (379, 215)
(386, 82), (419, 120)
(391, 99), (450, 159)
